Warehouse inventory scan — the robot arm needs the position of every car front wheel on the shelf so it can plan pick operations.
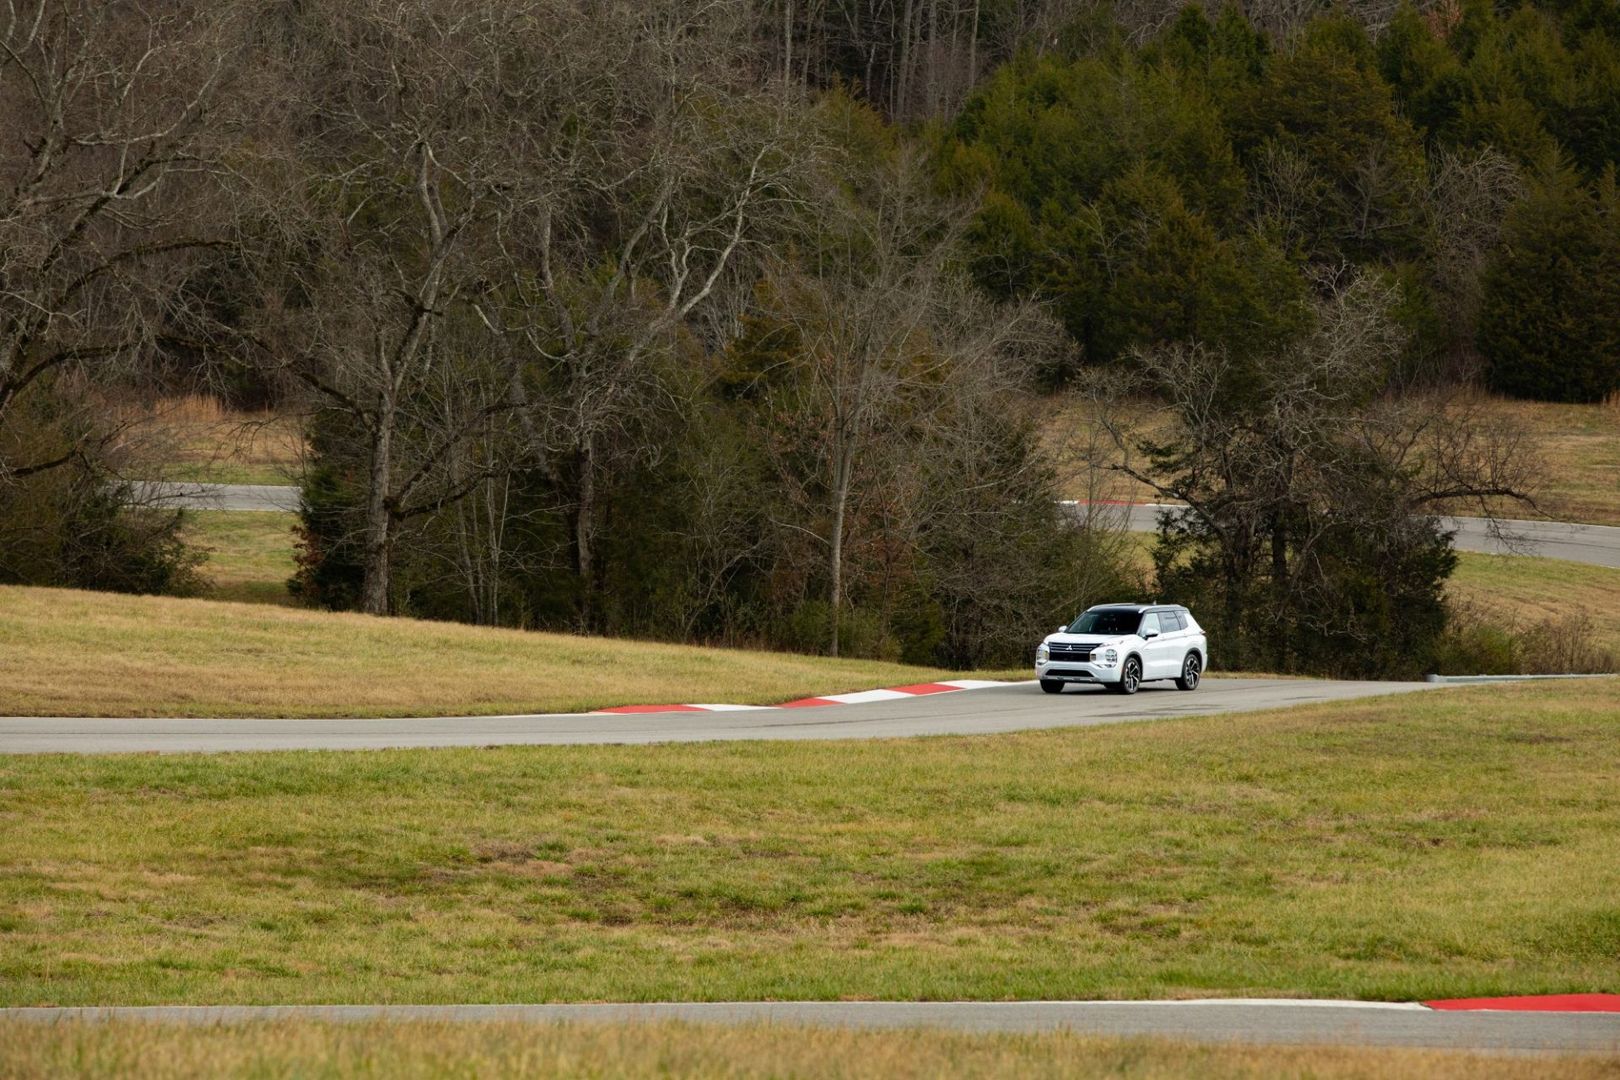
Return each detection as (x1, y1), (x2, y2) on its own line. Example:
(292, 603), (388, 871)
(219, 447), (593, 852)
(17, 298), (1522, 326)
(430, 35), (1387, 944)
(1039, 679), (1065, 694)
(1176, 652), (1201, 691)
(1112, 656), (1142, 695)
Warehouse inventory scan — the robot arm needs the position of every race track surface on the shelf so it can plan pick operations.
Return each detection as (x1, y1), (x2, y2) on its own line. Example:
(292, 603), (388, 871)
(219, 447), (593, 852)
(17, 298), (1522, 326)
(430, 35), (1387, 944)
(0, 678), (1437, 754)
(1071, 501), (1620, 568)
(137, 485), (1620, 566)
(5, 1001), (1618, 1054)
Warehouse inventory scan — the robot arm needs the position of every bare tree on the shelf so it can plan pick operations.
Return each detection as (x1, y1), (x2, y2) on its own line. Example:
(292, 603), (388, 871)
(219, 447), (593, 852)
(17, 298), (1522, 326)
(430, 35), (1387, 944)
(0, 0), (237, 483)
(248, 0), (600, 615)
(1421, 147), (1522, 376)
(759, 148), (1058, 654)
(476, 2), (808, 630)
(1092, 268), (1539, 672)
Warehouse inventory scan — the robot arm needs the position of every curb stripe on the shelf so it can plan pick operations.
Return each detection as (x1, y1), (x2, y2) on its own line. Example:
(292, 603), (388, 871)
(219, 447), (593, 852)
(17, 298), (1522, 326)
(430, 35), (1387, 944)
(593, 680), (1017, 716)
(1423, 994), (1620, 1012)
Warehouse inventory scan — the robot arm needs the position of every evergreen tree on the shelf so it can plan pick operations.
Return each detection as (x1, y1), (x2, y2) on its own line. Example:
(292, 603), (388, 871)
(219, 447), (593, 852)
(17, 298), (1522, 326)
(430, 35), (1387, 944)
(1479, 163), (1620, 402)
(1378, 3), (1469, 142)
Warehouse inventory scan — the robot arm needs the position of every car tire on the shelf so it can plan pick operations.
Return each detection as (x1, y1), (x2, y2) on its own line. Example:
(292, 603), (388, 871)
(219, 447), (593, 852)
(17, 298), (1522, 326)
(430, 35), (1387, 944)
(1039, 679), (1064, 694)
(1112, 656), (1142, 695)
(1176, 652), (1201, 691)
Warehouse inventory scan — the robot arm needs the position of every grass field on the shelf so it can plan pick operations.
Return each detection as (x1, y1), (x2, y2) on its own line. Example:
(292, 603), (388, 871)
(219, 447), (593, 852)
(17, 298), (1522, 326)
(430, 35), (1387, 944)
(1480, 395), (1620, 526)
(0, 585), (1018, 718)
(120, 395), (304, 487)
(3, 1022), (1614, 1080)
(1047, 393), (1620, 526)
(2, 679), (1616, 1006)
(185, 512), (298, 606)
(1451, 551), (1620, 654)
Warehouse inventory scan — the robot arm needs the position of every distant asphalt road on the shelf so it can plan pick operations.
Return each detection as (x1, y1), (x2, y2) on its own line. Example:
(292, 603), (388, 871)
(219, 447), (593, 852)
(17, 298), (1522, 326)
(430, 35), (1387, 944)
(140, 485), (1620, 567)
(0, 678), (1437, 754)
(6, 1000), (1618, 1054)
(1066, 500), (1620, 568)
(134, 480), (299, 513)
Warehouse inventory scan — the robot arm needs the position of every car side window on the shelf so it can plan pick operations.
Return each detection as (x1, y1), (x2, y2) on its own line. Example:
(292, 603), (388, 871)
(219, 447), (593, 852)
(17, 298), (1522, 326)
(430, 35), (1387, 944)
(1165, 612), (1185, 632)
(1141, 613), (1161, 636)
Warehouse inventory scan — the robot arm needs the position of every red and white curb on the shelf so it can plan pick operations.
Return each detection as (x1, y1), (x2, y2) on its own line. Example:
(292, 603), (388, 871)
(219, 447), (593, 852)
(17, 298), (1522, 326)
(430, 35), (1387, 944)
(1422, 994), (1620, 1012)
(593, 679), (1012, 715)
(1142, 995), (1620, 1012)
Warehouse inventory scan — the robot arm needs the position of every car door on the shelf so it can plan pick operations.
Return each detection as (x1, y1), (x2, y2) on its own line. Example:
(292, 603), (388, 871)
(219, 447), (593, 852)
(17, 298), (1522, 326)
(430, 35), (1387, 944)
(1138, 612), (1171, 679)
(1156, 611), (1187, 677)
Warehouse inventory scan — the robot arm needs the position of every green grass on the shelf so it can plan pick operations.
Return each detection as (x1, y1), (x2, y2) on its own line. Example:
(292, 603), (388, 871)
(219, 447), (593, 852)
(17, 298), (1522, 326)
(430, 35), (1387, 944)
(1452, 551), (1620, 653)
(0, 585), (1019, 718)
(2, 679), (1616, 1006)
(166, 461), (295, 486)
(3, 1021), (1612, 1080)
(185, 512), (299, 606)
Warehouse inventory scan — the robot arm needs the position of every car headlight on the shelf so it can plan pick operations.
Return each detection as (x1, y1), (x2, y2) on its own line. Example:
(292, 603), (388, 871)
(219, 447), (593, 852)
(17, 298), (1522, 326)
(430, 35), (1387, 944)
(1103, 648), (1117, 665)
(1036, 644), (1049, 663)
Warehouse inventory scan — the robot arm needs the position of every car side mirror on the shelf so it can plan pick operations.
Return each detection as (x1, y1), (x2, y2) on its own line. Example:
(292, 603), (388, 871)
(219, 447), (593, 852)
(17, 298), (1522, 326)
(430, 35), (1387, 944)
(1056, 625), (1066, 633)
(1143, 630), (1159, 639)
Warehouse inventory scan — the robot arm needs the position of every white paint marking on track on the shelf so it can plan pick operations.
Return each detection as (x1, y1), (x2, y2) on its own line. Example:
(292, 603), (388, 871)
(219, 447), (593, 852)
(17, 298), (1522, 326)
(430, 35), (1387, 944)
(819, 688), (913, 704)
(592, 680), (1021, 715)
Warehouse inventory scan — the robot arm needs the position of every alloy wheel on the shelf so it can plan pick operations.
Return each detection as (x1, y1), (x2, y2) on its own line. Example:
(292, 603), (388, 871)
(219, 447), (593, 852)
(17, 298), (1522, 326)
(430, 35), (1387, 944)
(1122, 657), (1140, 694)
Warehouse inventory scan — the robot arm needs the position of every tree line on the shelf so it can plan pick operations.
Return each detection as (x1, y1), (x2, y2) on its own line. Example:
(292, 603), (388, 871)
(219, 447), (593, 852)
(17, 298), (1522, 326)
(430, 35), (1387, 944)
(2, 0), (1615, 674)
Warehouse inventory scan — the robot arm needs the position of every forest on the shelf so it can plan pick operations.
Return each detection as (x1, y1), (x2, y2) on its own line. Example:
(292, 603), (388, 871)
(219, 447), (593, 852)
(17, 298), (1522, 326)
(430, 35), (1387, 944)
(2, 0), (1618, 675)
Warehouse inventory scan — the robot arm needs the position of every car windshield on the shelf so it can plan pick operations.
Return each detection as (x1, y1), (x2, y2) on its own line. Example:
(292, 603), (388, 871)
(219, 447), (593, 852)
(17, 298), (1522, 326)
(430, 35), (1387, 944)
(1066, 609), (1142, 636)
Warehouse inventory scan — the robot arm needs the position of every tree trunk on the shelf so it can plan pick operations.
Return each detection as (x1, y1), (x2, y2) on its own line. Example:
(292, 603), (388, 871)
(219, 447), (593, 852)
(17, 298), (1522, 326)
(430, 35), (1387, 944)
(968, 0), (980, 84)
(360, 405), (395, 616)
(574, 437), (597, 632)
(1270, 510), (1290, 672)
(829, 452), (852, 658)
(783, 0), (794, 87)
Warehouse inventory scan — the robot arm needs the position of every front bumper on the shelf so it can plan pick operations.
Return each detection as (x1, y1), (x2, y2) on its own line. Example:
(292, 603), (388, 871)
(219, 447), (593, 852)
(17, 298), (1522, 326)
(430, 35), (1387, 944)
(1035, 660), (1122, 684)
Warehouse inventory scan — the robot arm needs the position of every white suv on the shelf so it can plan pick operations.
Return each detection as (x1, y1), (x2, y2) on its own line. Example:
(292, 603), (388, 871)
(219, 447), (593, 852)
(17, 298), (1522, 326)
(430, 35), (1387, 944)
(1035, 604), (1207, 695)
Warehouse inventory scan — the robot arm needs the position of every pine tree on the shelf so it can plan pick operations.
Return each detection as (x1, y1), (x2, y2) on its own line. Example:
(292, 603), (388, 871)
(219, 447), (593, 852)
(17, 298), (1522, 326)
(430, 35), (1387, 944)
(1479, 162), (1620, 401)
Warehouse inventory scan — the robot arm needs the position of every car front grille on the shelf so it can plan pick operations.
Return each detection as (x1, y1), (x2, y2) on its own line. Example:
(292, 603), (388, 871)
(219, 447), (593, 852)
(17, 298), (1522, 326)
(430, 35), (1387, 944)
(1049, 643), (1097, 661)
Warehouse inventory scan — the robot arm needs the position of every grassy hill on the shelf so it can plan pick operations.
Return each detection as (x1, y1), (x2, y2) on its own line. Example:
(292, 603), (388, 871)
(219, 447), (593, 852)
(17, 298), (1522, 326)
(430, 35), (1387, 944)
(0, 585), (1014, 719)
(2, 678), (1615, 1006)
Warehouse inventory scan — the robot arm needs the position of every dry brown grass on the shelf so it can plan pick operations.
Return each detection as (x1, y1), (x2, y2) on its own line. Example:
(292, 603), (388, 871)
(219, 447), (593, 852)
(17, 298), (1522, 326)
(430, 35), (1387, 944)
(1038, 394), (1171, 505)
(113, 394), (305, 486)
(1449, 392), (1620, 526)
(2, 1021), (1614, 1080)
(1040, 390), (1620, 525)
(0, 584), (1017, 718)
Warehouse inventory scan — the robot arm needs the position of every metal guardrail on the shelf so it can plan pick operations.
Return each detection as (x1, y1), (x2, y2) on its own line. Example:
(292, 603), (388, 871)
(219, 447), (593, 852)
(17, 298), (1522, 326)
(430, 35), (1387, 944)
(1424, 673), (1617, 684)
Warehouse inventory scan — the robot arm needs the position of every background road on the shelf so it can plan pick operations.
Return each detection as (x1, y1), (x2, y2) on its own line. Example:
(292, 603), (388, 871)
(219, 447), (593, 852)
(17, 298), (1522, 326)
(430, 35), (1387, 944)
(5, 1001), (1617, 1054)
(139, 485), (1620, 567)
(134, 480), (299, 513)
(1065, 501), (1620, 568)
(0, 678), (1436, 754)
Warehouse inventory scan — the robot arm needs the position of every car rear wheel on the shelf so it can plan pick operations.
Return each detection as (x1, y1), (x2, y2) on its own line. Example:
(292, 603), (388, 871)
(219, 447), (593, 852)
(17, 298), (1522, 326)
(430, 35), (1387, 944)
(1112, 656), (1142, 695)
(1176, 652), (1202, 691)
(1039, 679), (1064, 694)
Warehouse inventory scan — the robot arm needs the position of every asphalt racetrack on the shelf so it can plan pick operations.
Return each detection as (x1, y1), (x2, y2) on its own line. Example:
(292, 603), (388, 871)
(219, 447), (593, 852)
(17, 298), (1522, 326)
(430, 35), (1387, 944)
(6, 1001), (1618, 1054)
(0, 678), (1437, 754)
